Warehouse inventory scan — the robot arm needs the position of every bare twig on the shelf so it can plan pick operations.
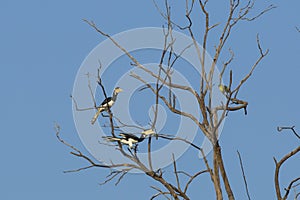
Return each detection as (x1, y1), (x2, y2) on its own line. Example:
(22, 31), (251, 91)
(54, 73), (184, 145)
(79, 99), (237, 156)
(99, 170), (122, 185)
(277, 126), (300, 140)
(237, 150), (251, 200)
(87, 71), (98, 108)
(183, 169), (209, 193)
(233, 34), (269, 99)
(71, 95), (94, 111)
(150, 186), (171, 200)
(157, 133), (201, 151)
(172, 154), (181, 191)
(240, 4), (276, 21)
(283, 177), (300, 200)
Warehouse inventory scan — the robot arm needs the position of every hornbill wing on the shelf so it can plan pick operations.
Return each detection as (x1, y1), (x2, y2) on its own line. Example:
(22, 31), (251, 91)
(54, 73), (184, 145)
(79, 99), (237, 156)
(119, 133), (139, 141)
(100, 97), (112, 107)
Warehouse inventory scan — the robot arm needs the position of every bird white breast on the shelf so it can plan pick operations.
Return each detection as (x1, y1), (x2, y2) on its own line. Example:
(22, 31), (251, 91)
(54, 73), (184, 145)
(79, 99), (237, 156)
(101, 101), (114, 109)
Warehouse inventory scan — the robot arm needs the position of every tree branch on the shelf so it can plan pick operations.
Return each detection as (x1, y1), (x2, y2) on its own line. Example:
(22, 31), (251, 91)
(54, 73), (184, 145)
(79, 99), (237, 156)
(274, 146), (300, 200)
(237, 150), (251, 200)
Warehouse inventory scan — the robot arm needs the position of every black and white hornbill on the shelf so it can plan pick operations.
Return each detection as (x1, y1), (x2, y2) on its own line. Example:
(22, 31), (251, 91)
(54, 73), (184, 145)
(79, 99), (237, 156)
(102, 133), (147, 149)
(91, 87), (123, 124)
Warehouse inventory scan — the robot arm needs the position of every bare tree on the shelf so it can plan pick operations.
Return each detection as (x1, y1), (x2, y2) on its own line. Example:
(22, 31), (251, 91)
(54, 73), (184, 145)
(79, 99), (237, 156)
(56, 1), (278, 199)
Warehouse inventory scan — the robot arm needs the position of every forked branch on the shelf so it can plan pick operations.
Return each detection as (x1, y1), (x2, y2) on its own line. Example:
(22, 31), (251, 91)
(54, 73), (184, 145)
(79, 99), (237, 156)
(274, 145), (300, 200)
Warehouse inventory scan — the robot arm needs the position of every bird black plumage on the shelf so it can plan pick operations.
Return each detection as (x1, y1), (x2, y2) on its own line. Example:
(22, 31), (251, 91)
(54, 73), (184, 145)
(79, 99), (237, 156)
(102, 133), (147, 149)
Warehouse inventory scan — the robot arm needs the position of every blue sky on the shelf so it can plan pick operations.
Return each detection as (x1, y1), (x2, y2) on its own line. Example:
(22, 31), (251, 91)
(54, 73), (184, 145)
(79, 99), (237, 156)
(1, 1), (300, 199)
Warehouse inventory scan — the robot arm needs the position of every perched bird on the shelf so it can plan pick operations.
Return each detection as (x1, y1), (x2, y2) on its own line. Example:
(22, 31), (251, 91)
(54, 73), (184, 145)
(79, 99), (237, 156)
(91, 87), (123, 124)
(218, 84), (231, 96)
(103, 133), (147, 149)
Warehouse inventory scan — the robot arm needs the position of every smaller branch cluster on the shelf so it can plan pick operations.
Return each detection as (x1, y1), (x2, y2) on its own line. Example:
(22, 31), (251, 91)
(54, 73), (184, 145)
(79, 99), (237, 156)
(274, 126), (300, 200)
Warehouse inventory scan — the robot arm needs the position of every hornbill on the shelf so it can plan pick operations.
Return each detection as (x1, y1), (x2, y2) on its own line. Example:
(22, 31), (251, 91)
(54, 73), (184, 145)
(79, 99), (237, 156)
(102, 133), (147, 149)
(91, 87), (123, 124)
